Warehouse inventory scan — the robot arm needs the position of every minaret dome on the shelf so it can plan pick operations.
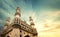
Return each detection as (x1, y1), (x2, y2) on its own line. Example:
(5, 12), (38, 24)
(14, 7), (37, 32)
(15, 7), (21, 17)
(29, 17), (35, 27)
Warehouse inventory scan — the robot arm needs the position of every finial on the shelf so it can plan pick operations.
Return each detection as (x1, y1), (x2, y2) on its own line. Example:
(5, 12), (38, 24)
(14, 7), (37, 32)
(16, 7), (20, 12)
(29, 16), (33, 21)
(15, 7), (21, 17)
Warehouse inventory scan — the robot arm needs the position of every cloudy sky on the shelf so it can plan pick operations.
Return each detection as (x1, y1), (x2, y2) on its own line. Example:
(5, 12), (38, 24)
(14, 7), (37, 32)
(0, 0), (60, 37)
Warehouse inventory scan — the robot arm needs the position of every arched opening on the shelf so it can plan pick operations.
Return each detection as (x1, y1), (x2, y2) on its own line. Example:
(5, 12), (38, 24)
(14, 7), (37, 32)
(24, 35), (30, 37)
(7, 36), (10, 37)
(20, 35), (22, 37)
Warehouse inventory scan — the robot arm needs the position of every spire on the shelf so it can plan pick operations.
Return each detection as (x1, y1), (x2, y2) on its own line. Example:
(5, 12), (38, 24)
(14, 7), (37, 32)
(15, 7), (21, 17)
(29, 17), (35, 26)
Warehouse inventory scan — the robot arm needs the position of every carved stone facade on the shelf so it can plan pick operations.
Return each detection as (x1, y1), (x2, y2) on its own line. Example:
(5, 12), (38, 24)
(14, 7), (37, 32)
(0, 7), (38, 37)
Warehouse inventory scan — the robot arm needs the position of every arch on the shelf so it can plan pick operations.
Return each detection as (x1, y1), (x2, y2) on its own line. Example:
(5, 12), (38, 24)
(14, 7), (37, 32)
(20, 35), (22, 37)
(24, 35), (30, 37)
(7, 36), (10, 37)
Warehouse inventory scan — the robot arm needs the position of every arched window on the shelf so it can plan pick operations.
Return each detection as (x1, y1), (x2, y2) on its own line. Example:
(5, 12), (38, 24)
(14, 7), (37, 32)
(20, 30), (22, 32)
(24, 35), (30, 37)
(7, 36), (10, 37)
(17, 18), (18, 23)
(20, 35), (22, 37)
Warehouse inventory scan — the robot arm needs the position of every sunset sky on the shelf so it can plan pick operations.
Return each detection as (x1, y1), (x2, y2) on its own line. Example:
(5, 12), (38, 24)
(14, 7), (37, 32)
(0, 0), (60, 37)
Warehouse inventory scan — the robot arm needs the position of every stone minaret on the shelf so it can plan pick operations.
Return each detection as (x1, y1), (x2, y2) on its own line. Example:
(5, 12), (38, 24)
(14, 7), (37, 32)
(29, 17), (35, 28)
(15, 7), (21, 17)
(4, 17), (10, 30)
(14, 7), (21, 24)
